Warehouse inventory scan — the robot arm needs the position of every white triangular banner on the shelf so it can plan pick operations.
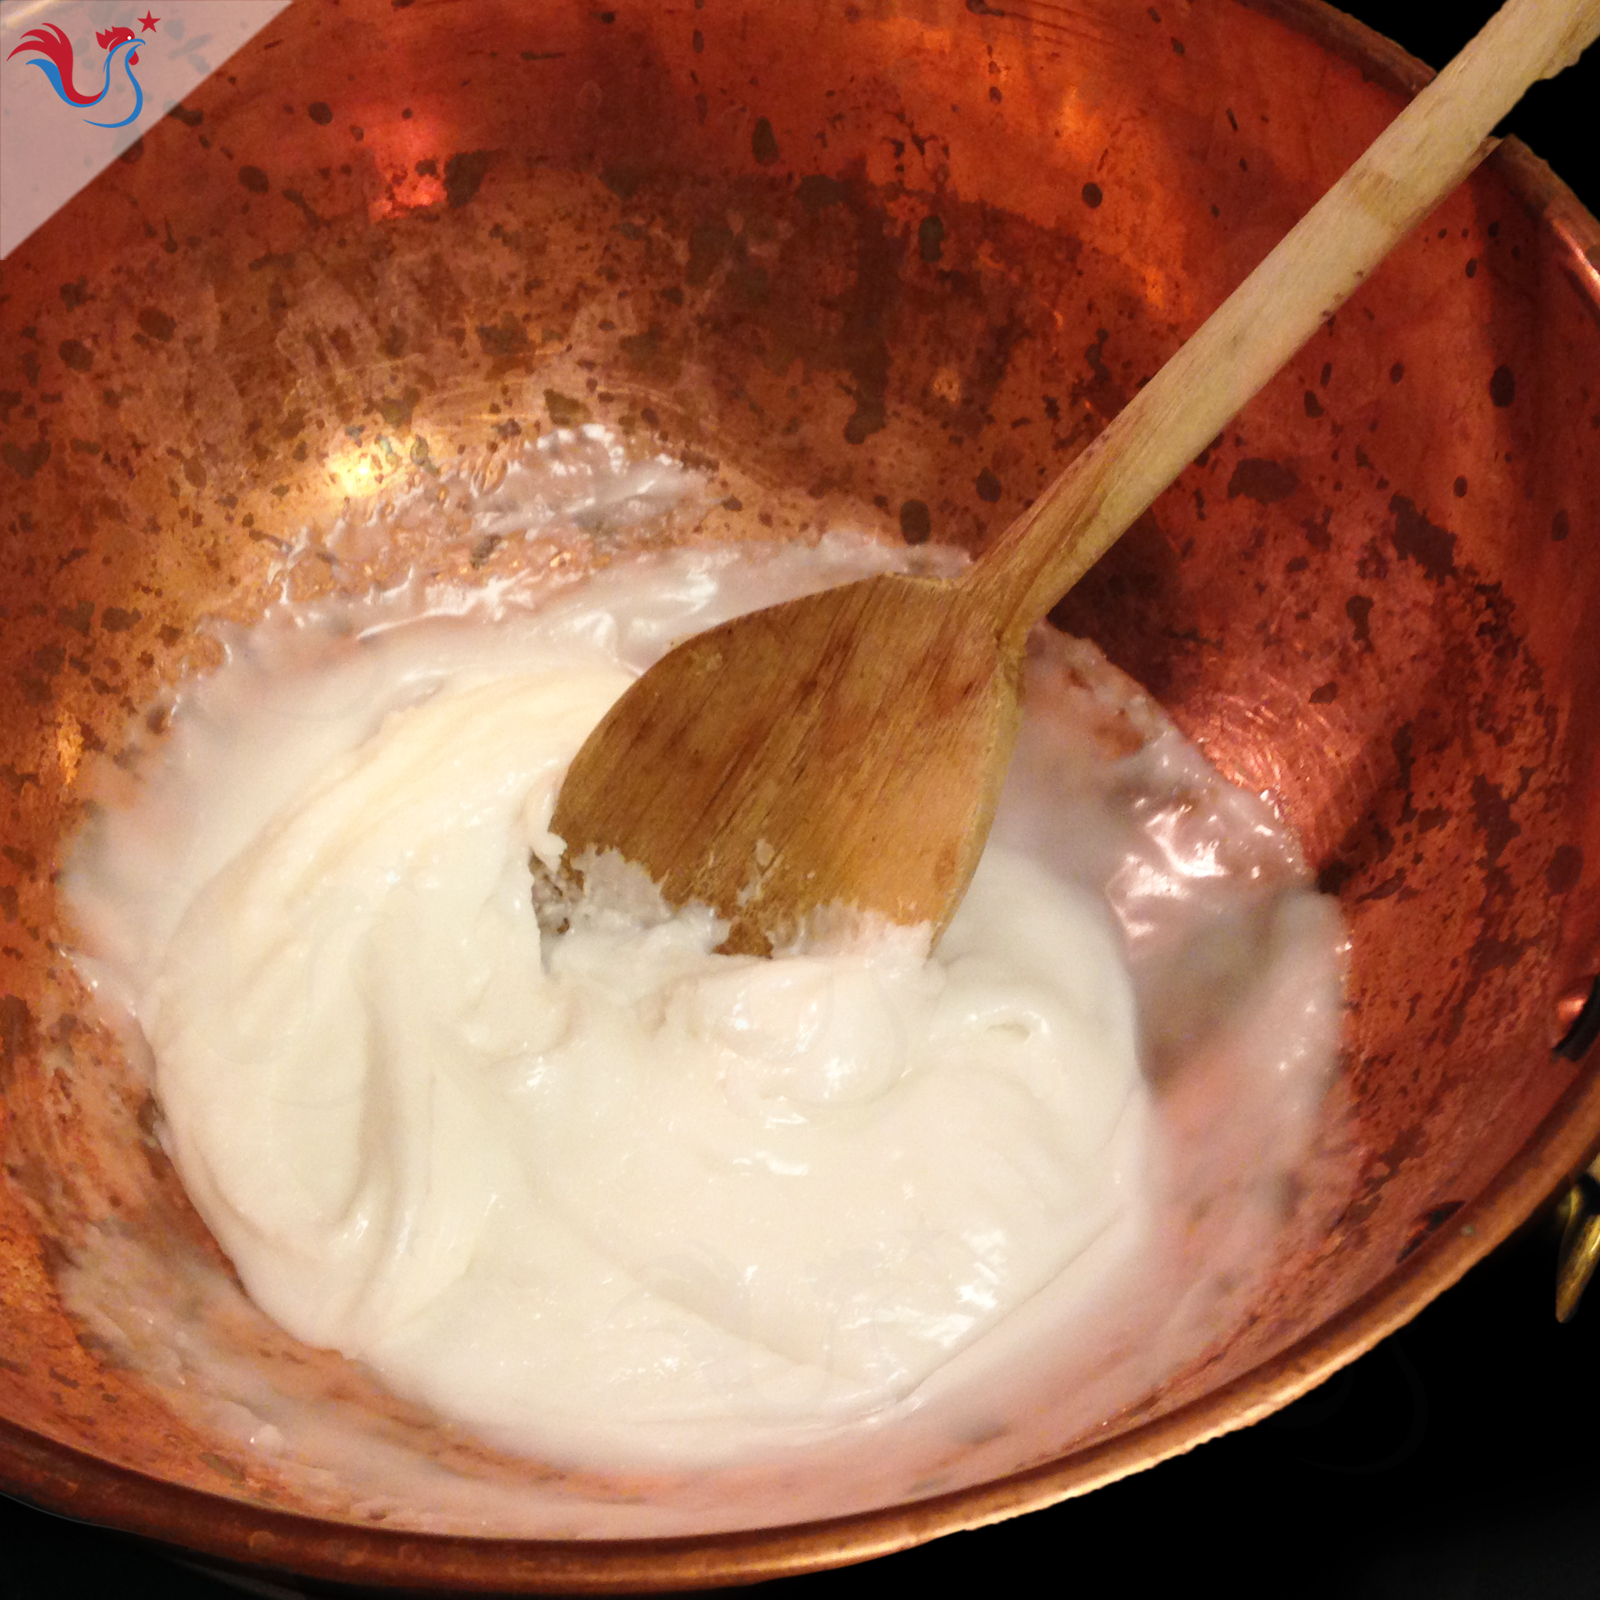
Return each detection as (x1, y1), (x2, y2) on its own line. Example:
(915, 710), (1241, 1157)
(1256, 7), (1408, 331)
(1, 0), (292, 258)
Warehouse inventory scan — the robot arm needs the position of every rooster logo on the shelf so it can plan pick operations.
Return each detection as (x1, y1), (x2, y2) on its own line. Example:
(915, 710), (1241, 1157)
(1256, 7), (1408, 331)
(7, 18), (155, 130)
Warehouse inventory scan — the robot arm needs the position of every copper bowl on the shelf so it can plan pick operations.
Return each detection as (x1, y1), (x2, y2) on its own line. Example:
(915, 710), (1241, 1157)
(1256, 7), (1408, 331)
(4, 0), (1600, 1589)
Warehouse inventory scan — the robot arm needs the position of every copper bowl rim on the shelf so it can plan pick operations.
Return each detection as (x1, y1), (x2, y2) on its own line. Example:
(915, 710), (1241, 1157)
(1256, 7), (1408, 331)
(5, 1), (1600, 1590)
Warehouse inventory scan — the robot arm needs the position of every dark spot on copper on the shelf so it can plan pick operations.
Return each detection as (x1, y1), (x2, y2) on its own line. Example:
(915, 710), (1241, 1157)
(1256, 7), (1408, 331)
(100, 607), (141, 634)
(1389, 493), (1455, 582)
(1389, 361), (1404, 383)
(1398, 1201), (1464, 1261)
(415, 158), (437, 176)
(544, 389), (590, 427)
(1489, 364), (1515, 408)
(281, 189), (323, 230)
(1470, 773), (1520, 864)
(166, 103), (202, 127)
(601, 163), (645, 200)
(687, 218), (734, 285)
(1318, 859), (1356, 896)
(443, 150), (493, 208)
(692, 28), (704, 51)
(1548, 844), (1584, 895)
(1552, 508), (1570, 543)
(1301, 507), (1332, 550)
(1320, 361), (1332, 387)
(59, 278), (91, 310)
(918, 215), (946, 261)
(751, 117), (780, 166)
(798, 175), (849, 213)
(58, 340), (92, 373)
(989, 87), (1002, 103)
(1465, 257), (1477, 278)
(1226, 458), (1298, 503)
(1070, 327), (1122, 418)
(1303, 389), (1323, 418)
(727, 258), (770, 308)
(1, 440), (51, 480)
(1390, 723), (1418, 826)
(1310, 681), (1338, 704)
(0, 994), (35, 1091)
(900, 500), (932, 544)
(1171, 37), (1185, 55)
(1345, 593), (1373, 648)
(1454, 476), (1468, 498)
(137, 307), (176, 342)
(1082, 182), (1103, 209)
(975, 468), (1002, 503)
(376, 387), (422, 428)
(308, 102), (333, 125)
(238, 165), (270, 194)
(620, 325), (679, 383)
(1357, 872), (1407, 903)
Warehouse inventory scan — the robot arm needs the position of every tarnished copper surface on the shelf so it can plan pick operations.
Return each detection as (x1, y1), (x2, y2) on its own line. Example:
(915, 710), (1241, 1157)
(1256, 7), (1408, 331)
(3, 0), (1600, 1588)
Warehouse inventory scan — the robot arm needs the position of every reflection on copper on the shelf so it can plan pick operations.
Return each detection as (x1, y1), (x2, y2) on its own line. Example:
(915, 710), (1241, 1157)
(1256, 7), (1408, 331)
(366, 111), (450, 220)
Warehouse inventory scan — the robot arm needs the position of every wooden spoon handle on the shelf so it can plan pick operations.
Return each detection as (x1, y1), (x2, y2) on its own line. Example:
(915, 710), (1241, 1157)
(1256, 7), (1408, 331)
(966, 0), (1600, 638)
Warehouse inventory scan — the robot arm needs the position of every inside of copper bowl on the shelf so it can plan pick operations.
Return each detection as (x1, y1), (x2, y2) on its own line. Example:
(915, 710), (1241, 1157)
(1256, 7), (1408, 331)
(4, 0), (1600, 1584)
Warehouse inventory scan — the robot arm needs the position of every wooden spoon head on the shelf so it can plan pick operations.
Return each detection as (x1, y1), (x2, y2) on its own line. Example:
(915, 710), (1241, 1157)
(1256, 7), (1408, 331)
(550, 569), (1024, 954)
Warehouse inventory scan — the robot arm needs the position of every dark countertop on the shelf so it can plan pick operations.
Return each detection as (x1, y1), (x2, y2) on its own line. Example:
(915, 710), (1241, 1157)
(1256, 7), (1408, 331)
(7, 3), (1600, 1596)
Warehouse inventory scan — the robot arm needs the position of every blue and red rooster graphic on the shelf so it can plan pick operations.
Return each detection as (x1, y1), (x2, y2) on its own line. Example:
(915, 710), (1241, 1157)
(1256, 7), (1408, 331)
(8, 14), (160, 131)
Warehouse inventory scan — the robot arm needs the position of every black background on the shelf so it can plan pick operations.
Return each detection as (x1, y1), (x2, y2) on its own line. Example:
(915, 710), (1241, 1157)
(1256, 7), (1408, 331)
(7, 2), (1600, 1596)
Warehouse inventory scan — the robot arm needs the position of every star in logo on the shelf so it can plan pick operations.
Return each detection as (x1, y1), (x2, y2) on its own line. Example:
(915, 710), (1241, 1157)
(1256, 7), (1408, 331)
(138, 11), (160, 31)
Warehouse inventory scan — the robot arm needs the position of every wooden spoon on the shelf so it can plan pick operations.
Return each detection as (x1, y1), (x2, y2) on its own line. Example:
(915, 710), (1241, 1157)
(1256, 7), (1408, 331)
(553, 0), (1600, 956)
